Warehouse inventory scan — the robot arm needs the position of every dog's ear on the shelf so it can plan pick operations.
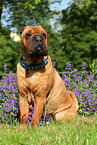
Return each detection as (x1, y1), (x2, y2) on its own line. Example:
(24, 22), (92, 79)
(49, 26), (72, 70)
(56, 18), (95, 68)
(42, 27), (47, 32)
(19, 26), (26, 36)
(38, 26), (47, 33)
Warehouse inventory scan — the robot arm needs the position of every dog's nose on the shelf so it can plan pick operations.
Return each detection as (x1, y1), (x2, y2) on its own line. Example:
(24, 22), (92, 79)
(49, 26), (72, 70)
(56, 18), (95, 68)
(33, 35), (43, 45)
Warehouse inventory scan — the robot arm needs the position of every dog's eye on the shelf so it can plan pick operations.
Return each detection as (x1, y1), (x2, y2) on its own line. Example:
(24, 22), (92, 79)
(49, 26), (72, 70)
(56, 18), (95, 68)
(42, 33), (46, 38)
(25, 33), (31, 39)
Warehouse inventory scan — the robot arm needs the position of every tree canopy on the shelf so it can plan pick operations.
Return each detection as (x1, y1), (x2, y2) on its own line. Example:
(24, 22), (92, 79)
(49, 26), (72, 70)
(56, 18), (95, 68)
(0, 0), (97, 73)
(1, 0), (61, 31)
(60, 0), (97, 70)
(0, 24), (21, 77)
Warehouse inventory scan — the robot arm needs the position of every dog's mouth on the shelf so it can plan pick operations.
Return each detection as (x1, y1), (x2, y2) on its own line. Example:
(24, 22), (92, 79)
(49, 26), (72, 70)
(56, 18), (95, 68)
(28, 34), (48, 58)
(28, 46), (48, 58)
(29, 47), (44, 54)
(29, 47), (42, 54)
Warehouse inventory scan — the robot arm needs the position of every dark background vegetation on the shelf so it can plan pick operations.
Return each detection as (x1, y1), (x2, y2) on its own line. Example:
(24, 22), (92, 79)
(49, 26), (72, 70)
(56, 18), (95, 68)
(0, 0), (97, 76)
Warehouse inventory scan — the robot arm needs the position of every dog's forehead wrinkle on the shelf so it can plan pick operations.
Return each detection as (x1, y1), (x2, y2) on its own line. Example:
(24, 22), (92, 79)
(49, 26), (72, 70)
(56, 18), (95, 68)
(23, 27), (46, 36)
(25, 28), (34, 33)
(33, 26), (46, 33)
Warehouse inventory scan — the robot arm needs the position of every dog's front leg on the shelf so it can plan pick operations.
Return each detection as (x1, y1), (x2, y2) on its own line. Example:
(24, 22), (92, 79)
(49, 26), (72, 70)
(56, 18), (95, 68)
(19, 93), (29, 124)
(31, 96), (45, 128)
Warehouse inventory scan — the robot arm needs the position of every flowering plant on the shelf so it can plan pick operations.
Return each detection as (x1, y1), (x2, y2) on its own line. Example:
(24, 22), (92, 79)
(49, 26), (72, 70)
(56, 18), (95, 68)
(63, 62), (97, 116)
(0, 62), (97, 125)
(0, 65), (19, 124)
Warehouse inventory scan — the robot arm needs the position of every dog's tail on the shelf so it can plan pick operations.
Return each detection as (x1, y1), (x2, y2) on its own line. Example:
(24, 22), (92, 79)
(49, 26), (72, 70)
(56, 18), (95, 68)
(68, 91), (79, 111)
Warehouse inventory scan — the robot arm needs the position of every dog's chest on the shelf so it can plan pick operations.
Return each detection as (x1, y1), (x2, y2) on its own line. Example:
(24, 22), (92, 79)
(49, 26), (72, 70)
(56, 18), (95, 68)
(17, 62), (54, 102)
(23, 72), (47, 104)
(26, 70), (50, 93)
(27, 73), (41, 89)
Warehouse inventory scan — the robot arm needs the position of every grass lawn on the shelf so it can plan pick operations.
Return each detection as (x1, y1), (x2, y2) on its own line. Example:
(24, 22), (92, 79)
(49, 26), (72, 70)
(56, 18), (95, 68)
(0, 115), (97, 145)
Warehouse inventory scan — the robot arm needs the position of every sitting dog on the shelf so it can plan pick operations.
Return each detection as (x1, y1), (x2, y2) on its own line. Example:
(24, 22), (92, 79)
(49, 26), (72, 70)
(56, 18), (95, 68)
(16, 26), (79, 128)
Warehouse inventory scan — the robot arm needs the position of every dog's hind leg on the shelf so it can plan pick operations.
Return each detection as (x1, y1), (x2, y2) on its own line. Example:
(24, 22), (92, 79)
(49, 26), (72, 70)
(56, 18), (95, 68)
(55, 108), (78, 122)
(55, 91), (79, 122)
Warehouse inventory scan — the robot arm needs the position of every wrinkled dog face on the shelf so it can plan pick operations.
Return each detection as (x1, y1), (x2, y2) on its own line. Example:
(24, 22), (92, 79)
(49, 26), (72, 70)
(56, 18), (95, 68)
(20, 26), (48, 58)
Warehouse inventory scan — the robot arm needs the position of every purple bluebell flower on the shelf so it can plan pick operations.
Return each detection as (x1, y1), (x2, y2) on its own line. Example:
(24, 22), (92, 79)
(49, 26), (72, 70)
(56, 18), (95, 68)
(82, 62), (86, 67)
(3, 63), (7, 70)
(66, 62), (71, 68)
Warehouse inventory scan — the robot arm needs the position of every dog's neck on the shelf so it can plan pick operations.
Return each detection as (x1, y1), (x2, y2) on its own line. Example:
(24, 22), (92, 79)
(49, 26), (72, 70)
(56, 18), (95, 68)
(20, 55), (48, 70)
(22, 48), (45, 66)
(22, 55), (45, 66)
(20, 49), (48, 70)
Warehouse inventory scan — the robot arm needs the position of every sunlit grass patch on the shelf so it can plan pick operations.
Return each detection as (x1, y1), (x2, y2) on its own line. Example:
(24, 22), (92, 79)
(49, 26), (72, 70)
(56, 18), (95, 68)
(0, 114), (97, 145)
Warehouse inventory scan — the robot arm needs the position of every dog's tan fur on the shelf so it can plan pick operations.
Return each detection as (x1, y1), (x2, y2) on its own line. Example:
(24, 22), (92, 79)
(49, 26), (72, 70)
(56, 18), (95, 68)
(16, 26), (79, 128)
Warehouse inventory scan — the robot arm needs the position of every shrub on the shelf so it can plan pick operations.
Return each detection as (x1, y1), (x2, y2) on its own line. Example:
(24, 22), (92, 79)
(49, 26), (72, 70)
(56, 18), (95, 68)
(0, 26), (21, 78)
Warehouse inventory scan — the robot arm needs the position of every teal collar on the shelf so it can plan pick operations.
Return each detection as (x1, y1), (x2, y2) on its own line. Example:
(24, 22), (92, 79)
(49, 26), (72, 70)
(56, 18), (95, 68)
(20, 55), (48, 70)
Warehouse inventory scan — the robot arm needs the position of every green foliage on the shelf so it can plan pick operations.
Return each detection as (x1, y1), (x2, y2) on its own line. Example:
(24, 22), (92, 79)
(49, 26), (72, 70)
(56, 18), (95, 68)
(1, 0), (61, 31)
(0, 0), (62, 72)
(1, 0), (97, 72)
(0, 25), (21, 76)
(61, 0), (97, 70)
